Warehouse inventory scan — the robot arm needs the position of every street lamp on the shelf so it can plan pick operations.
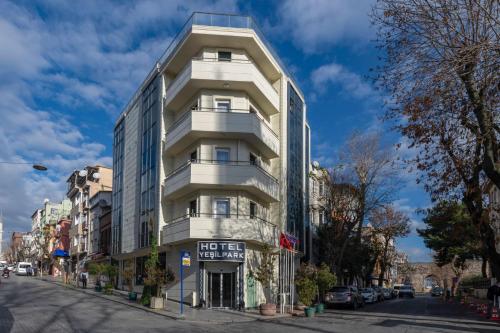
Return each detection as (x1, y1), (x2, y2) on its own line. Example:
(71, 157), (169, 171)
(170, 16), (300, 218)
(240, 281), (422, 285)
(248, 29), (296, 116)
(0, 161), (48, 171)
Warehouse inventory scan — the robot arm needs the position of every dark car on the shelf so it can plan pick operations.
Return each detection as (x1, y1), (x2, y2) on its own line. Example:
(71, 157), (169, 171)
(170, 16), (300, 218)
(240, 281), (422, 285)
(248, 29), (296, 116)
(325, 286), (365, 310)
(431, 287), (443, 297)
(398, 285), (415, 298)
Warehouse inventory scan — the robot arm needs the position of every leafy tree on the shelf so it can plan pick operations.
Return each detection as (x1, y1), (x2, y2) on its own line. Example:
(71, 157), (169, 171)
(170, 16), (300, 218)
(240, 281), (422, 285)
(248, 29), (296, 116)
(417, 201), (485, 275)
(142, 236), (166, 303)
(316, 263), (336, 301)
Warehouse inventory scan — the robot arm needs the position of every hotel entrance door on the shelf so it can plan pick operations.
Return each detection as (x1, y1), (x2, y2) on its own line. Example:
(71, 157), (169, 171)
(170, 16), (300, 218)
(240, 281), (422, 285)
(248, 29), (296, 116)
(208, 272), (236, 308)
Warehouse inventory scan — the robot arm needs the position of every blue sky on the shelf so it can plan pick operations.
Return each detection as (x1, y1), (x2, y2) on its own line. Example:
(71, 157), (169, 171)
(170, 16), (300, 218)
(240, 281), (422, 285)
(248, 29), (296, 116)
(0, 0), (432, 261)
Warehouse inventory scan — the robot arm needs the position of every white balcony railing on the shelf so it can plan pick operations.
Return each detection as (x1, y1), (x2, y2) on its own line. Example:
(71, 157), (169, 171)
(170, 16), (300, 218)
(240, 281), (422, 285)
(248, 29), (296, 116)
(164, 108), (279, 158)
(163, 160), (279, 202)
(162, 213), (277, 246)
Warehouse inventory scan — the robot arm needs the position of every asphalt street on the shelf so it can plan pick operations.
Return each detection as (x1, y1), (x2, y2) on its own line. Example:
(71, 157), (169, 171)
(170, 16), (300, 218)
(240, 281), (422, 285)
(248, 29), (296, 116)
(1, 275), (499, 333)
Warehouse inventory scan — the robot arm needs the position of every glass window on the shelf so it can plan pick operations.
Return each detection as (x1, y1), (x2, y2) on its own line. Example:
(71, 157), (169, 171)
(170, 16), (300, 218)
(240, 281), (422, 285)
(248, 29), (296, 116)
(190, 150), (197, 162)
(190, 200), (197, 217)
(215, 148), (230, 163)
(250, 202), (256, 219)
(217, 51), (232, 62)
(215, 99), (231, 112)
(214, 199), (230, 218)
(249, 153), (257, 165)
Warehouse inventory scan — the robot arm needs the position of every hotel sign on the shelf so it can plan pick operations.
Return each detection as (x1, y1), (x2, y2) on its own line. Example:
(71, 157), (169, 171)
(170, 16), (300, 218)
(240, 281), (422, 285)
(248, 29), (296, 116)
(197, 241), (246, 262)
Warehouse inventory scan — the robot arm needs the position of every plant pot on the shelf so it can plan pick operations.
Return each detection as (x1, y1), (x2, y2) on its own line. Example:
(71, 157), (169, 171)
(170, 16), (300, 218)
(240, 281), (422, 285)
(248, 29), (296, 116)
(128, 292), (137, 301)
(259, 303), (276, 316)
(304, 307), (315, 317)
(150, 296), (164, 309)
(94, 285), (102, 292)
(315, 303), (324, 314)
(104, 288), (113, 295)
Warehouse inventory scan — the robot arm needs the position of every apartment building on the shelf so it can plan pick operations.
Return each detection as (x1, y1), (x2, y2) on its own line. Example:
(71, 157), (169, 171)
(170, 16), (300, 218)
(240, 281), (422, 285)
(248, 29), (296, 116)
(308, 161), (329, 263)
(111, 12), (310, 309)
(66, 165), (112, 271)
(88, 190), (112, 261)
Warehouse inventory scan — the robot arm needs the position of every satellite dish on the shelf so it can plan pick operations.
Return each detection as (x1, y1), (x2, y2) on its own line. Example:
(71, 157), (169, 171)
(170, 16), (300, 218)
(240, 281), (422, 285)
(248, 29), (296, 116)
(92, 172), (100, 180)
(78, 170), (88, 177)
(312, 161), (320, 168)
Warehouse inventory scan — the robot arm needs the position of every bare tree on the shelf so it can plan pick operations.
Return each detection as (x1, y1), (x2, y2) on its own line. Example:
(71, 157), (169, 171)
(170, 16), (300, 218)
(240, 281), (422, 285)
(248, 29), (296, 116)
(370, 206), (411, 286)
(339, 132), (399, 243)
(372, 0), (500, 188)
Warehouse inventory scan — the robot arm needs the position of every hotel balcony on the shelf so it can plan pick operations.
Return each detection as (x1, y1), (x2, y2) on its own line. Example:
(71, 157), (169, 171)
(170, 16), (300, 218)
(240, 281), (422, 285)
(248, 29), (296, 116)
(163, 160), (279, 202)
(164, 57), (279, 115)
(162, 213), (277, 246)
(164, 108), (279, 158)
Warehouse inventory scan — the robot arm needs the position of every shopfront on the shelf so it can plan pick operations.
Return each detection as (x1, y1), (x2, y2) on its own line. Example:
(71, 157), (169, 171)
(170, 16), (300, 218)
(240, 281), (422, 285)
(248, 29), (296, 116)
(198, 240), (245, 309)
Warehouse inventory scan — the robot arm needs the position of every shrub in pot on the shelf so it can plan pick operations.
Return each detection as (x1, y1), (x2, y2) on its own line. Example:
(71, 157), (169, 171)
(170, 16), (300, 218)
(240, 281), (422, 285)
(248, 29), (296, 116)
(296, 277), (318, 318)
(255, 244), (278, 316)
(104, 282), (113, 295)
(123, 266), (137, 301)
(142, 236), (167, 309)
(88, 263), (105, 292)
(316, 263), (336, 313)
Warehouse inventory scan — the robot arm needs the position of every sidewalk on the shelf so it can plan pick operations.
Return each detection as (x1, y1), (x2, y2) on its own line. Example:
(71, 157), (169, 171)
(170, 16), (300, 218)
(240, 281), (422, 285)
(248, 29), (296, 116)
(36, 276), (291, 324)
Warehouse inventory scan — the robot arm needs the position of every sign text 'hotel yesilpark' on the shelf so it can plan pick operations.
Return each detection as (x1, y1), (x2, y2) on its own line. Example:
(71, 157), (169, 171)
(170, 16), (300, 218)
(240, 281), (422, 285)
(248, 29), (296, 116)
(197, 241), (245, 262)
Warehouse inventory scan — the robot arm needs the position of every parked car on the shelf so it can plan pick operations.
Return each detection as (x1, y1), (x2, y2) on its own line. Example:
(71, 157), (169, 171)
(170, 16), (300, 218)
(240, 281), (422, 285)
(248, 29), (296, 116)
(392, 284), (404, 297)
(325, 286), (365, 309)
(398, 285), (415, 298)
(431, 286), (444, 297)
(360, 288), (377, 304)
(382, 288), (392, 300)
(16, 262), (32, 276)
(372, 286), (384, 302)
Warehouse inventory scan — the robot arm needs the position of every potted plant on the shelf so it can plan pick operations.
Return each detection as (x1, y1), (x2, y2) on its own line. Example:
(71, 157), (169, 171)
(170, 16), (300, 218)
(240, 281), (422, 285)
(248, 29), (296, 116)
(104, 282), (113, 295)
(88, 263), (104, 292)
(296, 276), (318, 318)
(316, 263), (336, 314)
(123, 266), (137, 301)
(142, 236), (166, 309)
(255, 244), (278, 316)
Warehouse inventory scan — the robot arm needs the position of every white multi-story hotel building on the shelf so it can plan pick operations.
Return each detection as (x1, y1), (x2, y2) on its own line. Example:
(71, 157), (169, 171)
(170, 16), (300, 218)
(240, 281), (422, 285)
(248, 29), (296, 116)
(112, 13), (310, 309)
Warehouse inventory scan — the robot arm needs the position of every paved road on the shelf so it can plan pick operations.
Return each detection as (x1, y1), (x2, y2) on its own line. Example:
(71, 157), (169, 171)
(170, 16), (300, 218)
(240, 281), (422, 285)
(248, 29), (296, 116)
(1, 275), (499, 333)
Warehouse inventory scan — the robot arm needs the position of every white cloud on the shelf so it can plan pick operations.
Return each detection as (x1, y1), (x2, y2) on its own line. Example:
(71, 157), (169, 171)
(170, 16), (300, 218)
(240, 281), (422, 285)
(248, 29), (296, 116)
(311, 62), (377, 99)
(277, 0), (376, 53)
(0, 0), (238, 244)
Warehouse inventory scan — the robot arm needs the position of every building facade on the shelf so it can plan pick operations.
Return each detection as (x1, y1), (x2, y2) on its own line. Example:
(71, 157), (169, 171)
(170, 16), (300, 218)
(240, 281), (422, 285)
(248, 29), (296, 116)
(487, 182), (500, 253)
(66, 165), (112, 272)
(307, 161), (329, 263)
(88, 190), (112, 261)
(112, 12), (310, 309)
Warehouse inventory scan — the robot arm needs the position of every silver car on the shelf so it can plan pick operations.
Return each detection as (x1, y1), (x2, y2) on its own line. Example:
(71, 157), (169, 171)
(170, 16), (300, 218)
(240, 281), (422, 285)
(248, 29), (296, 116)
(325, 286), (364, 309)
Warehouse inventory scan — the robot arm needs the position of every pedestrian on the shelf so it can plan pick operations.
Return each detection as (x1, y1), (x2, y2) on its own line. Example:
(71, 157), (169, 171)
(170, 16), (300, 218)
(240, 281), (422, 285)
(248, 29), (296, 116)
(81, 270), (88, 289)
(486, 281), (500, 318)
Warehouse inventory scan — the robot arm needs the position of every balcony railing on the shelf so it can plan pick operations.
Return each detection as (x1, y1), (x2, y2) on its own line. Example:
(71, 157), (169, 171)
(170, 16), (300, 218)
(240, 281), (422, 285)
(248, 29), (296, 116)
(168, 107), (277, 138)
(163, 212), (277, 245)
(121, 12), (302, 117)
(165, 159), (277, 183)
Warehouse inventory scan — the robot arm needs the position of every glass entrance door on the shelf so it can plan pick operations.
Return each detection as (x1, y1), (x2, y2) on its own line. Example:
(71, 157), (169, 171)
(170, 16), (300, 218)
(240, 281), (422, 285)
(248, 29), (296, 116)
(208, 272), (236, 308)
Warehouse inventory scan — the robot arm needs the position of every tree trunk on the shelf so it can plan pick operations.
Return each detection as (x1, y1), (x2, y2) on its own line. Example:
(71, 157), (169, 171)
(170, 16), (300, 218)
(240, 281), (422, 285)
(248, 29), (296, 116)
(481, 257), (488, 278)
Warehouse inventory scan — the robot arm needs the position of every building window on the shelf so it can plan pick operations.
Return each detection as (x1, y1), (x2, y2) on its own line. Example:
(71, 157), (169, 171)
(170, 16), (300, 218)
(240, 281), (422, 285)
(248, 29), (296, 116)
(217, 51), (232, 62)
(319, 182), (324, 196)
(215, 148), (230, 163)
(249, 153), (257, 165)
(250, 202), (256, 219)
(319, 211), (325, 225)
(214, 198), (230, 218)
(215, 99), (231, 112)
(190, 150), (197, 162)
(190, 200), (197, 217)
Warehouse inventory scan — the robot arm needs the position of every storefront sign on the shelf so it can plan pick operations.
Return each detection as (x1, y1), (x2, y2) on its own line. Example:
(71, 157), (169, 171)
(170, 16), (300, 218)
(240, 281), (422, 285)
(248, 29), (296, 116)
(198, 241), (245, 262)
